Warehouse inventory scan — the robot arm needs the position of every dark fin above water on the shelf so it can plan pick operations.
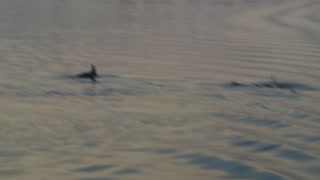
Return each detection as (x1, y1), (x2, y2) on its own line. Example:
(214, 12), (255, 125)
(90, 64), (98, 77)
(77, 64), (98, 82)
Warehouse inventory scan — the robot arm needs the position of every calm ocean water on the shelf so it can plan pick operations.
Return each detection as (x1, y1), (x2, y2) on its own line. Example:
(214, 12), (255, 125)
(1, 0), (320, 179)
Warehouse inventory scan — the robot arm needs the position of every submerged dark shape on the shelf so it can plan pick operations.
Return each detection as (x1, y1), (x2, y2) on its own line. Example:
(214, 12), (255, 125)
(77, 64), (98, 82)
(231, 81), (279, 88)
(229, 78), (317, 93)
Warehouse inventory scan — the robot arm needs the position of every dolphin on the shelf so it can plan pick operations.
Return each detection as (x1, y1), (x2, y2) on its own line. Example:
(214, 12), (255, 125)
(229, 79), (303, 93)
(77, 64), (98, 82)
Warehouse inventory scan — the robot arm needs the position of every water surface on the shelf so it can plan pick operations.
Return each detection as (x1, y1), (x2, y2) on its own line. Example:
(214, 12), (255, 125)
(1, 0), (320, 179)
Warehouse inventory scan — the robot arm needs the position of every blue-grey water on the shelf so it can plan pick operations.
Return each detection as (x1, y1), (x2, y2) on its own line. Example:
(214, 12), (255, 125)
(1, 0), (320, 179)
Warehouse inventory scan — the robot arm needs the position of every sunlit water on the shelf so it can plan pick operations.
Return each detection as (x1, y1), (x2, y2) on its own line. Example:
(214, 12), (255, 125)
(1, 0), (320, 179)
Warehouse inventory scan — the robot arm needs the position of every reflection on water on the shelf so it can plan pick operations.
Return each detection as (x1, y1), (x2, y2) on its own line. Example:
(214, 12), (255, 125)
(0, 0), (320, 179)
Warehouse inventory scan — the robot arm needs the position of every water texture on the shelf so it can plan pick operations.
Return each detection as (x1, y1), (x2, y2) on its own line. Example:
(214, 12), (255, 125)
(0, 0), (320, 179)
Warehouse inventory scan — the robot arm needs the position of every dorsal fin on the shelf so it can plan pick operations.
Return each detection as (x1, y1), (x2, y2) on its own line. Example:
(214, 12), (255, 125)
(90, 64), (98, 77)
